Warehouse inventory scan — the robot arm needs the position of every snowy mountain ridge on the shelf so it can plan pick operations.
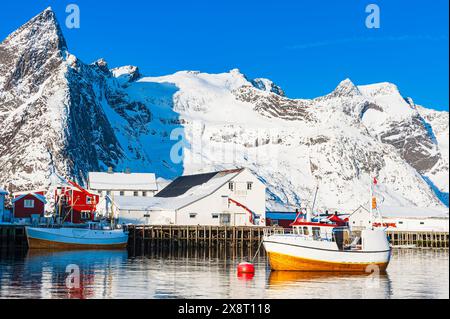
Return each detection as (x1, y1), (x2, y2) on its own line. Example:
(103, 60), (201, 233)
(0, 8), (448, 214)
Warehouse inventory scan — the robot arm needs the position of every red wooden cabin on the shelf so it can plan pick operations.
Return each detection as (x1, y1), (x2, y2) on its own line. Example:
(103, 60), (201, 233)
(55, 180), (99, 224)
(12, 190), (47, 219)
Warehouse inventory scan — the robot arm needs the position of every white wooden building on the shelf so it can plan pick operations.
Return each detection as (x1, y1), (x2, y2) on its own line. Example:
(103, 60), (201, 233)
(108, 168), (266, 226)
(348, 205), (449, 232)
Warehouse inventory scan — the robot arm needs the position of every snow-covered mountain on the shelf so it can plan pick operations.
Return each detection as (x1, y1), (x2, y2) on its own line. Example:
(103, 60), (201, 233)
(0, 8), (448, 213)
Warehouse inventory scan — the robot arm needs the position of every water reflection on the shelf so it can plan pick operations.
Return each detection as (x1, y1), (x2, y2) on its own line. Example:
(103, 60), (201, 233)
(0, 247), (447, 299)
(267, 270), (392, 299)
(0, 249), (127, 299)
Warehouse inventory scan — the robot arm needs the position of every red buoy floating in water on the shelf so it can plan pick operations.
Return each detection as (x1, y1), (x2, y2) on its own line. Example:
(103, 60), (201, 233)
(237, 262), (255, 274)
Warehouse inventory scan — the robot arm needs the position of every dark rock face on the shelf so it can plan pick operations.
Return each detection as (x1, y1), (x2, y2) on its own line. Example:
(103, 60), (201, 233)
(379, 115), (440, 173)
(234, 86), (315, 122)
(251, 78), (285, 96)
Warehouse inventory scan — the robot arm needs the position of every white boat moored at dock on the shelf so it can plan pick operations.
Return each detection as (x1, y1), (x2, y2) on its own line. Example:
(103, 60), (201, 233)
(25, 225), (129, 249)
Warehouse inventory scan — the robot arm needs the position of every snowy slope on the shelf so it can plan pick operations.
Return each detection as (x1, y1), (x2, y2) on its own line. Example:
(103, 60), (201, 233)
(0, 8), (448, 214)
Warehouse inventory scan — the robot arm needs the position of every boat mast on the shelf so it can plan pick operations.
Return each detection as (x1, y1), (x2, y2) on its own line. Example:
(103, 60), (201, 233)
(308, 184), (319, 222)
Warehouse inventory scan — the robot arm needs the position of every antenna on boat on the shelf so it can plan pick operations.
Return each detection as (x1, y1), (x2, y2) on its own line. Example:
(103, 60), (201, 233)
(308, 182), (319, 222)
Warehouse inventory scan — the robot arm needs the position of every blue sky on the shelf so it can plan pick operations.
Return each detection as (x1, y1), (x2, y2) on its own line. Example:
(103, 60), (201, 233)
(0, 0), (448, 110)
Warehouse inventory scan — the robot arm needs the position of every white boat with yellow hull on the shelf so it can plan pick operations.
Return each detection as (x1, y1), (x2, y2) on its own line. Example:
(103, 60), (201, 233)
(25, 225), (129, 250)
(264, 178), (392, 272)
(264, 226), (391, 272)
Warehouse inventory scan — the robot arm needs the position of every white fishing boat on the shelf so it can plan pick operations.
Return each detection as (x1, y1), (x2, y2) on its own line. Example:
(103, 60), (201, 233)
(263, 179), (392, 272)
(25, 174), (129, 250)
(25, 224), (129, 249)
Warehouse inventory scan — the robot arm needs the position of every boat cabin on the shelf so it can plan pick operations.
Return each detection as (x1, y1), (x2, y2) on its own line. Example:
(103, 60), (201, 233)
(289, 213), (362, 250)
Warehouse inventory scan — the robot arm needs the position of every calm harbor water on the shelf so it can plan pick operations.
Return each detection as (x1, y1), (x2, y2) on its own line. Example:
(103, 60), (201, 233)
(0, 246), (448, 299)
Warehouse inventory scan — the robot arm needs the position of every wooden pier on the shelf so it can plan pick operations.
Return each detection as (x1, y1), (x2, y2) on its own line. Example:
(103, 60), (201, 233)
(127, 225), (267, 248)
(0, 225), (28, 248)
(387, 230), (449, 248)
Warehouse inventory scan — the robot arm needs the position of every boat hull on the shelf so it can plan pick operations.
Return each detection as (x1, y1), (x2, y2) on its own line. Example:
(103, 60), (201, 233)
(25, 227), (128, 250)
(264, 236), (391, 272)
(266, 251), (389, 272)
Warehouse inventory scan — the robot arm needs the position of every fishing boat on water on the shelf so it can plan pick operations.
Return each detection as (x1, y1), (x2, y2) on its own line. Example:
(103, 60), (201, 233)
(263, 178), (391, 272)
(25, 175), (128, 250)
(26, 223), (128, 249)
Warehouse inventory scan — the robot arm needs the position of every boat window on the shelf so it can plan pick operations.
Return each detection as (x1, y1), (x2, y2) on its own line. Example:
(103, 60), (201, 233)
(133, 191), (138, 197)
(142, 191), (147, 197)
(86, 196), (92, 204)
(247, 182), (253, 190)
(120, 191), (125, 196)
(303, 227), (309, 235)
(189, 213), (197, 219)
(312, 227), (321, 240)
(212, 213), (219, 219)
(229, 182), (234, 191)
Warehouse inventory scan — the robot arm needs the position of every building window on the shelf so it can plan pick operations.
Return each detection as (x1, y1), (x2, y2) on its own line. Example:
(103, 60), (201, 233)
(399, 221), (403, 225)
(106, 190), (111, 196)
(189, 213), (197, 219)
(24, 199), (35, 208)
(142, 191), (147, 197)
(212, 213), (219, 219)
(420, 222), (425, 225)
(247, 182), (253, 190)
(229, 182), (234, 191)
(221, 213), (231, 225)
(120, 191), (125, 196)
(133, 191), (138, 197)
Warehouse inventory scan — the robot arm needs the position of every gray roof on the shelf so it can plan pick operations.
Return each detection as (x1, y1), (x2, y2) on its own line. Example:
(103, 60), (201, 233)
(156, 168), (244, 198)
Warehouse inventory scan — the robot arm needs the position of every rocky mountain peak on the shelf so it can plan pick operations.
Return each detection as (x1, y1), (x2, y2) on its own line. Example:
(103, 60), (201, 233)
(92, 58), (110, 74)
(1, 7), (67, 52)
(328, 78), (362, 98)
(358, 82), (401, 99)
(111, 65), (141, 84)
(0, 7), (68, 101)
(251, 78), (285, 96)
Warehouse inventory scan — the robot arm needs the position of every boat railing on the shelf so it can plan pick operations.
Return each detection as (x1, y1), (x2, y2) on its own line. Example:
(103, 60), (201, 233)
(264, 227), (293, 236)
